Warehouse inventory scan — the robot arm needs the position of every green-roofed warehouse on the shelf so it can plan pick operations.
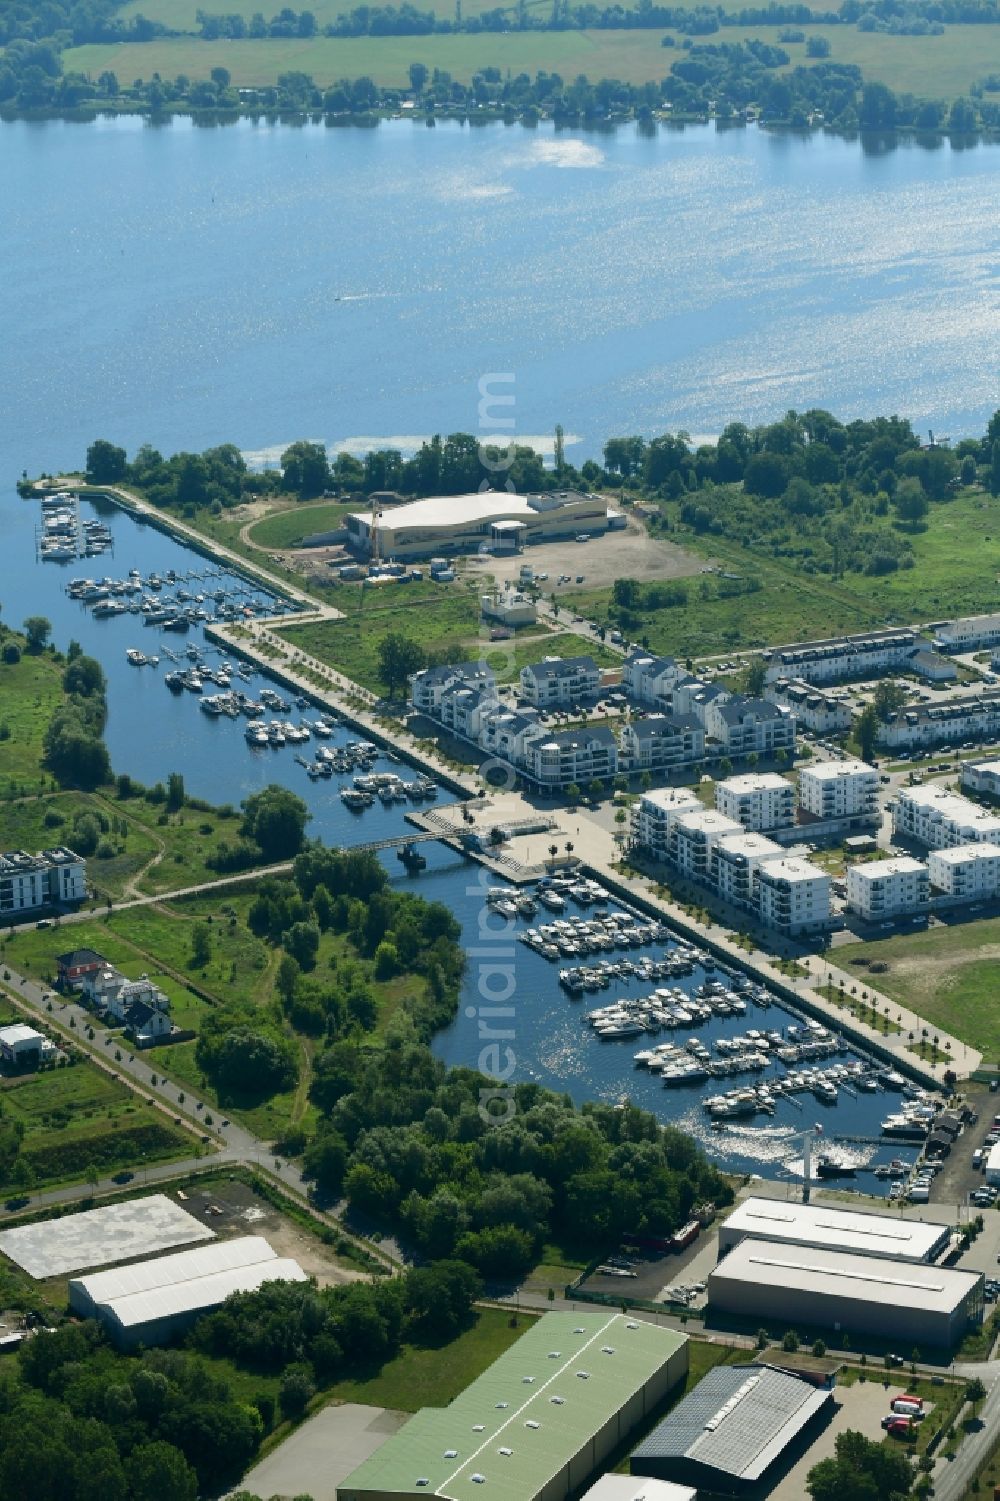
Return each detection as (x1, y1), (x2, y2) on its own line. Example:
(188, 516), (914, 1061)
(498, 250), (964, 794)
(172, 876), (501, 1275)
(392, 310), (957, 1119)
(338, 1313), (689, 1501)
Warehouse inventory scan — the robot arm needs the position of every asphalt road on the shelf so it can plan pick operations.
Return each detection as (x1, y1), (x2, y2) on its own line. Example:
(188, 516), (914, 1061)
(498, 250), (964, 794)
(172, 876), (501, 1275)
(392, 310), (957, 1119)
(0, 959), (397, 1271)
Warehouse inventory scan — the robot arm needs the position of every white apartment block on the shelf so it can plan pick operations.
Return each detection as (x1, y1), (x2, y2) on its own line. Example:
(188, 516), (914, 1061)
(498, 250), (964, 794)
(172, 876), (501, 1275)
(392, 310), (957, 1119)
(715, 773), (795, 832)
(798, 760), (879, 821)
(521, 725), (618, 791)
(756, 857), (832, 935)
(438, 682), (499, 741)
(713, 832), (782, 909)
(0, 847), (86, 916)
(519, 655), (601, 707)
(704, 696), (796, 759)
(893, 784), (1000, 850)
(671, 809), (742, 881)
(877, 689), (1000, 751)
(927, 843), (1000, 900)
(630, 787), (701, 860)
(764, 677), (853, 734)
(961, 760), (1000, 799)
(410, 661), (496, 715)
(621, 650), (682, 709)
(932, 613), (1000, 653)
(845, 857), (929, 922)
(620, 714), (705, 775)
(763, 629), (918, 685)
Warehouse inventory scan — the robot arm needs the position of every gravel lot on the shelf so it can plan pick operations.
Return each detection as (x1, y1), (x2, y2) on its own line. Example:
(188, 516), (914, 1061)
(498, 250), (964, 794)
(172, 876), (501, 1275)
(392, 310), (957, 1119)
(464, 514), (707, 592)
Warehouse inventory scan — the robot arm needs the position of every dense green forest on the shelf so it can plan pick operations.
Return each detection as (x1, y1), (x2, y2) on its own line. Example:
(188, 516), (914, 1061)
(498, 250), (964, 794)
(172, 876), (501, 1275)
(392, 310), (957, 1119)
(303, 1036), (732, 1272)
(0, 1259), (482, 1501)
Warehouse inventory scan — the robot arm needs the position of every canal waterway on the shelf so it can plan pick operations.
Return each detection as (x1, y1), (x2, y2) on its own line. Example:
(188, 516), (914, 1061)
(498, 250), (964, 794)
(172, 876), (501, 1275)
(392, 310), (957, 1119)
(1, 490), (917, 1187)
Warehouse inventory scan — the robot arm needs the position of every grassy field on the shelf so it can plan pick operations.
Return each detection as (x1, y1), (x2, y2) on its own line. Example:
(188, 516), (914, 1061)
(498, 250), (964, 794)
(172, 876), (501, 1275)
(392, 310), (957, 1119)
(5, 889), (434, 1141)
(328, 1307), (536, 1409)
(0, 787), (257, 904)
(838, 916), (1000, 1063)
(0, 639), (64, 801)
(64, 25), (1000, 97)
(568, 490), (1000, 660)
(247, 500), (355, 550)
(0, 1052), (193, 1189)
(279, 581), (617, 692)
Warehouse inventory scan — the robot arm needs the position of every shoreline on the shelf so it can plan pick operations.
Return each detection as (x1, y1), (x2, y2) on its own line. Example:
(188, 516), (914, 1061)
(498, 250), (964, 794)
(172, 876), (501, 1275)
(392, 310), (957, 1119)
(2, 104), (998, 146)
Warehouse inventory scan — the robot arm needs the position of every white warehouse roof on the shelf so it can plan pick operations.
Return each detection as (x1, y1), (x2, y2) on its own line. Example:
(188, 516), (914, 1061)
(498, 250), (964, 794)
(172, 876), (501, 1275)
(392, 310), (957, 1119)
(0, 1194), (213, 1278)
(69, 1235), (279, 1315)
(720, 1196), (949, 1263)
(101, 1255), (306, 1334)
(711, 1239), (978, 1316)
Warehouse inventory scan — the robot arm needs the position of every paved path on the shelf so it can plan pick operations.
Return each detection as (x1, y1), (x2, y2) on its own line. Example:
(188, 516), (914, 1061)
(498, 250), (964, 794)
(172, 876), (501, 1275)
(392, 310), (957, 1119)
(0, 961), (397, 1272)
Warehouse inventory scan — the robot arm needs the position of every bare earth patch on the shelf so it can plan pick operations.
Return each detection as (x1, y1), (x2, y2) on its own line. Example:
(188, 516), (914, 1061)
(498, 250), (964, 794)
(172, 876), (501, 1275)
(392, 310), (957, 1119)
(463, 513), (708, 592)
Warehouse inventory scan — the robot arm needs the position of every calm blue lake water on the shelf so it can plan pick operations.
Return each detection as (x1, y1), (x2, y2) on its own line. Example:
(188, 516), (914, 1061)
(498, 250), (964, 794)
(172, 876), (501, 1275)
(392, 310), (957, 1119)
(3, 116), (1000, 475)
(4, 114), (974, 1179)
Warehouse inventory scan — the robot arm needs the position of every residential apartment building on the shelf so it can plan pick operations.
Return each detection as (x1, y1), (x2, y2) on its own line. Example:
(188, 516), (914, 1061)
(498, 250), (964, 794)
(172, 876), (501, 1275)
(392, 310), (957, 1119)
(764, 677), (853, 734)
(756, 857), (832, 935)
(893, 784), (1000, 850)
(932, 613), (1000, 653)
(878, 689), (1000, 751)
(622, 649), (682, 709)
(704, 696), (796, 759)
(715, 772), (795, 833)
(763, 628), (918, 685)
(0, 847), (86, 917)
(961, 760), (1000, 799)
(689, 682), (732, 726)
(630, 787), (701, 860)
(519, 655), (601, 707)
(798, 760), (879, 821)
(521, 724), (618, 791)
(437, 681), (499, 742)
(479, 706), (542, 765)
(927, 843), (1000, 900)
(410, 661), (496, 716)
(620, 714), (705, 775)
(671, 809), (742, 881)
(713, 832), (782, 909)
(845, 857), (929, 922)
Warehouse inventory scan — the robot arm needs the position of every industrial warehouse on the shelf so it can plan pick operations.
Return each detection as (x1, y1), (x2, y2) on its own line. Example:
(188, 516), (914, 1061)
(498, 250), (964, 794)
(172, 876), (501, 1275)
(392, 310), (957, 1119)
(707, 1239), (984, 1348)
(0, 1193), (214, 1278)
(718, 1196), (952, 1264)
(630, 1362), (834, 1499)
(345, 490), (618, 560)
(337, 1312), (689, 1501)
(68, 1235), (306, 1349)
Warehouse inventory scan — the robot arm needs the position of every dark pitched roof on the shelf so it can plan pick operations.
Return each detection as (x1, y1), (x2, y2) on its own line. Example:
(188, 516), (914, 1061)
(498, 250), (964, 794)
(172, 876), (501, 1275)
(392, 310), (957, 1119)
(716, 695), (785, 727)
(630, 713), (702, 742)
(523, 655), (598, 681)
(56, 948), (105, 968)
(543, 724), (617, 750)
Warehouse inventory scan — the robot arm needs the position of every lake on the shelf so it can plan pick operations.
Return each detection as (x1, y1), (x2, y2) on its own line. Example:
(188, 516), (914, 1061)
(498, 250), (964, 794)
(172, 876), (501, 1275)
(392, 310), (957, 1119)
(3, 114), (973, 1181)
(3, 116), (1000, 479)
